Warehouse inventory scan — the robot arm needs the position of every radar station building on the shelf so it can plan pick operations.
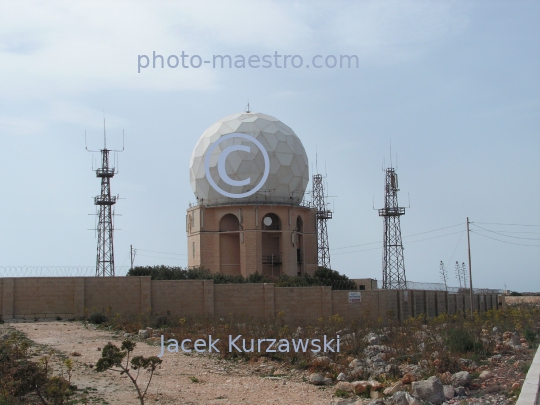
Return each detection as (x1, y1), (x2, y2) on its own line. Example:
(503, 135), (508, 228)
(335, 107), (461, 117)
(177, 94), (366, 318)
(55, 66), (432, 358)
(186, 112), (318, 277)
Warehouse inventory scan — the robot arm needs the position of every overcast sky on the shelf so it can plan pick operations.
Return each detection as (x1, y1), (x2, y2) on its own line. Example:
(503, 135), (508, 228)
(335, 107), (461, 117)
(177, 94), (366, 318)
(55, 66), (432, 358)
(0, 1), (538, 292)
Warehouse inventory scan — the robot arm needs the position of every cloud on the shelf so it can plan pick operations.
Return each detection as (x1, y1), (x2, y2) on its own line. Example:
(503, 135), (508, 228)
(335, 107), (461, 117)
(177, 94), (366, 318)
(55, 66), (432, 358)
(0, 0), (470, 103)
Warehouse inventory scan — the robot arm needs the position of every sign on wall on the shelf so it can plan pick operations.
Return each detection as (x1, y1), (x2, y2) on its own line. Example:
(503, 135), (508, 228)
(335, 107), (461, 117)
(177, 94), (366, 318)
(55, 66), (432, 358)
(348, 291), (361, 303)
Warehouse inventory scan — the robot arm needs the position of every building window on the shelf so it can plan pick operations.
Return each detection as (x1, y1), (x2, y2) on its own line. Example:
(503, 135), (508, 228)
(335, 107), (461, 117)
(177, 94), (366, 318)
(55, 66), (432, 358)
(192, 242), (195, 258)
(359, 285), (366, 290)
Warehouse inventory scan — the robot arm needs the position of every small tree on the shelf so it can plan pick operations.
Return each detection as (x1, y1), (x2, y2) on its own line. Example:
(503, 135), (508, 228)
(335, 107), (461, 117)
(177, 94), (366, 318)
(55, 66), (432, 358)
(439, 261), (448, 291)
(455, 261), (462, 288)
(95, 340), (162, 405)
(461, 262), (468, 287)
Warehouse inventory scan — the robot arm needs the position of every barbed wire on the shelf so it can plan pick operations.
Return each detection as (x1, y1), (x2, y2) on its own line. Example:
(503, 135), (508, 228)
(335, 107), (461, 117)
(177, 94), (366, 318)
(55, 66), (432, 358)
(0, 266), (129, 277)
(376, 280), (502, 294)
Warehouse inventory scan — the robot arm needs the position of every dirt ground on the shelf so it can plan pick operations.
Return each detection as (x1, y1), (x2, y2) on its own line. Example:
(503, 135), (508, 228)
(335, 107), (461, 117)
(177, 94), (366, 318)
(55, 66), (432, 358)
(505, 296), (540, 306)
(4, 320), (334, 405)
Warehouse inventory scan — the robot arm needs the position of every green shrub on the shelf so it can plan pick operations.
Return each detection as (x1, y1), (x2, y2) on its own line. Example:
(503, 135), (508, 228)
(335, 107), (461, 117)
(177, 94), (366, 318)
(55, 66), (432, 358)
(444, 328), (476, 353)
(88, 312), (109, 325)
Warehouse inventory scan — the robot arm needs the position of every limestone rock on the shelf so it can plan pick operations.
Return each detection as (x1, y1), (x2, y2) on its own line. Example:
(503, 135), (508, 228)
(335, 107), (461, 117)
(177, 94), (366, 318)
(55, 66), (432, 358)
(369, 389), (384, 399)
(454, 386), (467, 397)
(479, 370), (493, 380)
(401, 373), (416, 384)
(337, 372), (347, 382)
(349, 359), (362, 368)
(335, 382), (353, 392)
(383, 381), (403, 396)
(368, 380), (383, 391)
(451, 371), (471, 387)
(411, 376), (446, 405)
(138, 329), (150, 339)
(351, 380), (369, 394)
(443, 384), (455, 399)
(388, 391), (421, 405)
(309, 373), (326, 385)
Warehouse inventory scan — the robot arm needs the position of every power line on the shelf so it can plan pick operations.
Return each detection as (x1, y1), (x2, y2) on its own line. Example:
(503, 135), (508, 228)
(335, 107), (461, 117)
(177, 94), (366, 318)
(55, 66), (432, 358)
(135, 254), (185, 261)
(447, 230), (466, 264)
(471, 224), (540, 240)
(331, 222), (463, 251)
(333, 229), (464, 256)
(472, 222), (540, 227)
(136, 249), (187, 256)
(470, 231), (540, 247)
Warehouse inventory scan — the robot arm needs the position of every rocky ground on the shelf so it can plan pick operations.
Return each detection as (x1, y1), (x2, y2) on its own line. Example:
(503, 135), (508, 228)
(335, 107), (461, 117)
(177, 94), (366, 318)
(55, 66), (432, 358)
(2, 321), (334, 404)
(1, 297), (537, 405)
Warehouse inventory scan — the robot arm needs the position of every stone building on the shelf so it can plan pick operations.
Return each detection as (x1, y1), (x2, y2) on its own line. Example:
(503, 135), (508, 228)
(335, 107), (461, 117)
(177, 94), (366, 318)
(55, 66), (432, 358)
(186, 111), (318, 277)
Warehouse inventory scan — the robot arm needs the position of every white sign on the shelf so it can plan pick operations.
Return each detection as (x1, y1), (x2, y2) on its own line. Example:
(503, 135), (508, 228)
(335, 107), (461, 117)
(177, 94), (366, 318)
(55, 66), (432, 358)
(348, 292), (361, 303)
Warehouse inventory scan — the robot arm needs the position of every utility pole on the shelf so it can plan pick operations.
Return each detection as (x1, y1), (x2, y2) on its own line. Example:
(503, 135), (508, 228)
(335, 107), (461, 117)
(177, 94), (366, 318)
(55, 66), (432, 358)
(466, 217), (474, 316)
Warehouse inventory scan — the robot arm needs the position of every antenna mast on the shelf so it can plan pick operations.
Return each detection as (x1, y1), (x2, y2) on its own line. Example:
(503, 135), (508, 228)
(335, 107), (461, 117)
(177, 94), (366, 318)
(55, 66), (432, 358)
(312, 172), (332, 269)
(378, 162), (407, 289)
(86, 122), (124, 277)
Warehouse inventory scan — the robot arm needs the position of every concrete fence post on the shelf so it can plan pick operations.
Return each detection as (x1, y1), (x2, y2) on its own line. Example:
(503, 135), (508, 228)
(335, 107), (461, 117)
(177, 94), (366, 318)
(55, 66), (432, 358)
(1, 278), (14, 320)
(73, 278), (85, 318)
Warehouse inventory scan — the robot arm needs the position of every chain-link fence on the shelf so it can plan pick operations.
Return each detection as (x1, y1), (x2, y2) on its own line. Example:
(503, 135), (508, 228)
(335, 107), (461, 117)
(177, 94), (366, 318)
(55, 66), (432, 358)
(0, 266), (130, 277)
(376, 279), (502, 294)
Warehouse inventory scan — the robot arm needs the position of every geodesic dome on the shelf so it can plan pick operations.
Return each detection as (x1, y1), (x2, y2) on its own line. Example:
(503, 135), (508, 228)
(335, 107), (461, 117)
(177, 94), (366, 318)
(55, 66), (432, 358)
(189, 112), (309, 205)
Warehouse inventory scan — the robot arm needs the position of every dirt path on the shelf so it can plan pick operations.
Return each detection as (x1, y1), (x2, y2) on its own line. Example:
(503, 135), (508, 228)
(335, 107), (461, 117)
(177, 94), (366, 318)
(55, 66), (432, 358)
(6, 321), (334, 405)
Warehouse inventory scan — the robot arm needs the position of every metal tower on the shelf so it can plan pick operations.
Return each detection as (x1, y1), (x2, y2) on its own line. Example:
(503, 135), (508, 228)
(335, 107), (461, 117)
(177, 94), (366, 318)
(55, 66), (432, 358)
(312, 174), (332, 269)
(86, 122), (124, 277)
(378, 167), (407, 289)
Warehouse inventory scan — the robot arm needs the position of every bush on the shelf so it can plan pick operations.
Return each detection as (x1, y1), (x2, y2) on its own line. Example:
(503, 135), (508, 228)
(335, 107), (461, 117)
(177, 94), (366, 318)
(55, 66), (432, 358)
(88, 312), (109, 325)
(127, 265), (357, 290)
(444, 328), (476, 353)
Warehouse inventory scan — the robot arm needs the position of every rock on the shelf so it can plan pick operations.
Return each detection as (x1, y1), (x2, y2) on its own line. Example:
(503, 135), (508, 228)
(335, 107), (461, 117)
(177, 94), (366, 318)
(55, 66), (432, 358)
(454, 386), (467, 397)
(312, 356), (331, 367)
(365, 332), (380, 345)
(366, 400), (385, 405)
(401, 373), (416, 384)
(273, 369), (286, 376)
(329, 398), (360, 405)
(138, 329), (150, 339)
(479, 370), (493, 380)
(451, 371), (471, 387)
(411, 376), (446, 405)
(350, 366), (366, 380)
(335, 381), (354, 392)
(349, 359), (362, 368)
(383, 381), (403, 396)
(387, 392), (422, 405)
(368, 380), (383, 391)
(443, 385), (454, 399)
(337, 372), (347, 382)
(370, 389), (384, 399)
(492, 326), (500, 333)
(307, 372), (332, 385)
(351, 380), (369, 394)
(459, 358), (478, 370)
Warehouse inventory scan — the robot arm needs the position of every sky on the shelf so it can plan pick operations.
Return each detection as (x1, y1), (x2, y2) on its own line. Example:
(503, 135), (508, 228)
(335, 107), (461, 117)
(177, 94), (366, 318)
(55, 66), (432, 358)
(0, 1), (538, 292)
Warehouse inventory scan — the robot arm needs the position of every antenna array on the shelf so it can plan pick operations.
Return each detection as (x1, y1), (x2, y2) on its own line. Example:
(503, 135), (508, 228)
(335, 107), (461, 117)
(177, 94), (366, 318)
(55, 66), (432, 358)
(86, 120), (124, 277)
(378, 166), (407, 289)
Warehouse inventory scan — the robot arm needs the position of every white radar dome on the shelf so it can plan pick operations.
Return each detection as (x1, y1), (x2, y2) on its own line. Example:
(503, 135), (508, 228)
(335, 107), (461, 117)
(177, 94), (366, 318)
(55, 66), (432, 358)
(190, 112), (309, 205)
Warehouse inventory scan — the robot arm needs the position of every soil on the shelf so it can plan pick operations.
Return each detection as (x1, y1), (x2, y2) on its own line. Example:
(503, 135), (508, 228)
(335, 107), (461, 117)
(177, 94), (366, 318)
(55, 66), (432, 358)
(2, 320), (332, 405)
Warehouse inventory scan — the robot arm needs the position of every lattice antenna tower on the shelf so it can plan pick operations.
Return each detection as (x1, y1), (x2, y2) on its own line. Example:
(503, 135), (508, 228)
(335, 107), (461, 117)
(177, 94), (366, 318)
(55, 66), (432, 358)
(377, 157), (407, 289)
(312, 156), (333, 269)
(86, 119), (124, 277)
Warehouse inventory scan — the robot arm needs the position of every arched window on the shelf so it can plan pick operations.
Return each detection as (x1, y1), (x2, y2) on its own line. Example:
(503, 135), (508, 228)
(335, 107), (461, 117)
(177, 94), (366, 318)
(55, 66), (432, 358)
(296, 215), (303, 233)
(219, 214), (239, 232)
(262, 213), (280, 230)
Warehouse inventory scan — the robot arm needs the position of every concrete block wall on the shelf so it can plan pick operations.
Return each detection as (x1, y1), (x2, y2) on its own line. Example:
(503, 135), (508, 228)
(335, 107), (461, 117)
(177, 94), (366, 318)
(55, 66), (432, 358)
(0, 277), (499, 323)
